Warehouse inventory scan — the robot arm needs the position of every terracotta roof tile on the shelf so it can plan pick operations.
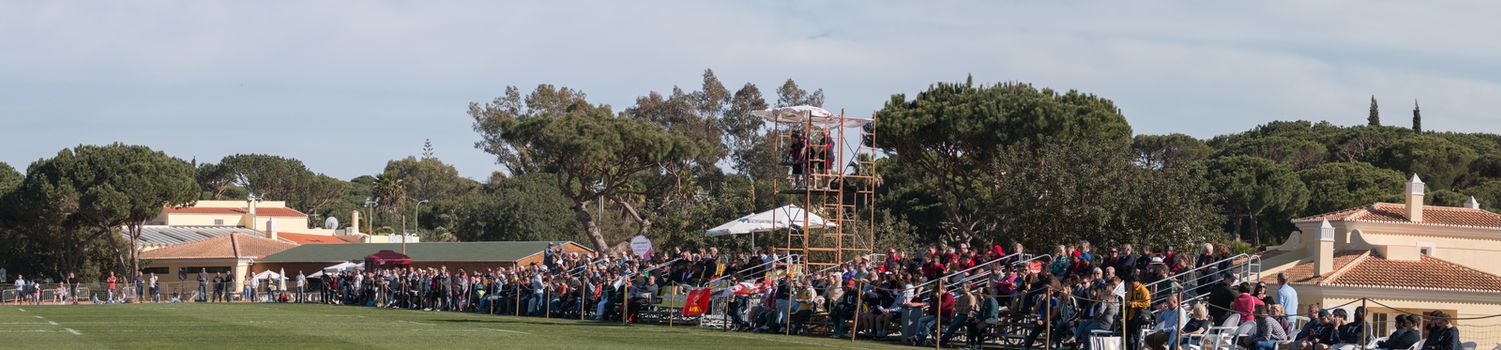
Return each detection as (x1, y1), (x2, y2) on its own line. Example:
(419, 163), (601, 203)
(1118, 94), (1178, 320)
(1261, 250), (1367, 285)
(164, 206), (307, 217)
(1292, 202), (1501, 229)
(1326, 254), (1501, 293)
(141, 232), (297, 260)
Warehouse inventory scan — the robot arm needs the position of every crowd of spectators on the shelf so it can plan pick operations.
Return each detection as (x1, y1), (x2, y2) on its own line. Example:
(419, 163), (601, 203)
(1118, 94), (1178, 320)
(5, 240), (1469, 350)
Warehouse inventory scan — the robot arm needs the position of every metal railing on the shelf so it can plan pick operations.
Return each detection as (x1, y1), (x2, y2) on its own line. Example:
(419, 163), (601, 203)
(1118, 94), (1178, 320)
(911, 252), (1025, 292)
(1144, 253), (1262, 305)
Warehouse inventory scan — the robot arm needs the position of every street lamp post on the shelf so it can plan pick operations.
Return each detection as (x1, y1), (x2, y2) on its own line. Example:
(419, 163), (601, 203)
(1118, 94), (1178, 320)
(363, 197), (379, 235)
(410, 200), (429, 254)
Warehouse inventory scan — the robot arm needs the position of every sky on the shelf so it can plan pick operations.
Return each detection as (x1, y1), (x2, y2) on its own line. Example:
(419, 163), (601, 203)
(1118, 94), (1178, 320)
(3, 1), (1499, 180)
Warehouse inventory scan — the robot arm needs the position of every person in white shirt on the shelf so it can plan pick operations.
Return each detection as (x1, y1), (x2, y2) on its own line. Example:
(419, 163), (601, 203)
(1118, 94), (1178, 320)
(296, 272), (307, 303)
(149, 274), (159, 303)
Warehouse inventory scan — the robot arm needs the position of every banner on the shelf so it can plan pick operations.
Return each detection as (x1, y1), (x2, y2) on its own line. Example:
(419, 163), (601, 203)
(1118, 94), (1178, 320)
(681, 288), (711, 316)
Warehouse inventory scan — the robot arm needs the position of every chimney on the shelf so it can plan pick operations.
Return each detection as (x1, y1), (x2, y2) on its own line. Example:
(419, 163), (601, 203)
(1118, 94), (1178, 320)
(266, 219), (277, 241)
(1466, 196), (1481, 210)
(1315, 219), (1335, 276)
(350, 211), (361, 234)
(1405, 174), (1424, 222)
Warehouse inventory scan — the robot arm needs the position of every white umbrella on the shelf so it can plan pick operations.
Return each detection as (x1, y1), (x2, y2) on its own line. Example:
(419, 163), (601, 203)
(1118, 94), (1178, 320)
(705, 204), (832, 237)
(278, 268), (287, 291)
(751, 106), (866, 128)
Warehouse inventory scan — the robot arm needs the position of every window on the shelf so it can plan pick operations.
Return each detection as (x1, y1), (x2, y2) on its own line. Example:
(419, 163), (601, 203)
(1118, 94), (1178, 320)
(1418, 242), (1436, 257)
(1372, 313), (1389, 337)
(214, 219), (224, 226)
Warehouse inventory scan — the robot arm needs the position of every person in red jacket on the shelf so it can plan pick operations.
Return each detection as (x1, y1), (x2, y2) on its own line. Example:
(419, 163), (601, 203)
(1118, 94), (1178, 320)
(1232, 282), (1264, 323)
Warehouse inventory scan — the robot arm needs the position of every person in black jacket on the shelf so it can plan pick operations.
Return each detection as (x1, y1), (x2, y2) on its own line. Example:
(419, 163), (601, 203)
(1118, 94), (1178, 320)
(1422, 311), (1460, 350)
(1206, 273), (1238, 324)
(1378, 315), (1421, 350)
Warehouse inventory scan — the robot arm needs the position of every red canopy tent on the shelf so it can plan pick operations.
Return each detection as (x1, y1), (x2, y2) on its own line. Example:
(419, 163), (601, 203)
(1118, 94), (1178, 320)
(364, 250), (412, 268)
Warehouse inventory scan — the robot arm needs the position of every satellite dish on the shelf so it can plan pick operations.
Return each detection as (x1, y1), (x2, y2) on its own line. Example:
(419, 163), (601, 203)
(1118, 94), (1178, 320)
(324, 217), (340, 230)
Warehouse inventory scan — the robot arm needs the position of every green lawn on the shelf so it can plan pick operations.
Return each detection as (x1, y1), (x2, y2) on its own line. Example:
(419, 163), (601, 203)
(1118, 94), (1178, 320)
(0, 303), (910, 349)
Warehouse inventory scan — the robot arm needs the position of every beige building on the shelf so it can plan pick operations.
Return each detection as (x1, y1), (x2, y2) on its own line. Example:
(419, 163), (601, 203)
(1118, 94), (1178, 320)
(139, 232), (297, 298)
(1261, 175), (1501, 344)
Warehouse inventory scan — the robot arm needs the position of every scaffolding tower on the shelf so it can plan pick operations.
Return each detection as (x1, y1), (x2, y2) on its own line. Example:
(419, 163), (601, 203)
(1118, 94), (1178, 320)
(762, 107), (879, 269)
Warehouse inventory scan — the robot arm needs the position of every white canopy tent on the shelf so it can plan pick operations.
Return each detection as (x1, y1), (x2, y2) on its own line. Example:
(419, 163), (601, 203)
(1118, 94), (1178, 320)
(705, 204), (833, 238)
(252, 270), (282, 281)
(308, 262), (363, 277)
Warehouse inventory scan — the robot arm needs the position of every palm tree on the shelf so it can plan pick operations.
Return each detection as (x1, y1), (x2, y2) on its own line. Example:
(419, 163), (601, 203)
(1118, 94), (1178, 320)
(372, 174), (408, 234)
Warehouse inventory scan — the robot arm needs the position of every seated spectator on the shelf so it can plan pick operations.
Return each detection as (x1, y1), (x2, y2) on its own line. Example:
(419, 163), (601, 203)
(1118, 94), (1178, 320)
(1239, 304), (1287, 350)
(1377, 315), (1421, 350)
(1422, 311), (1459, 350)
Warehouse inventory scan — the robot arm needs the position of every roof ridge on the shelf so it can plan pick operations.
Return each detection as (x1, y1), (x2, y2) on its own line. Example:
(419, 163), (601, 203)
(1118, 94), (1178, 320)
(230, 233), (241, 258)
(1320, 250), (1370, 284)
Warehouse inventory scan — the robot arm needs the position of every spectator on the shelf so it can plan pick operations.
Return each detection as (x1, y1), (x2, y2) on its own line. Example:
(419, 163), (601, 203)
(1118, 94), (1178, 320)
(1335, 306), (1371, 350)
(1241, 304), (1288, 350)
(148, 273), (160, 303)
(1125, 273), (1152, 350)
(1422, 311), (1459, 350)
(1233, 282), (1264, 323)
(106, 271), (118, 304)
(1378, 315), (1421, 350)
(1277, 272), (1299, 312)
(1145, 295), (1182, 350)
(1207, 273), (1238, 324)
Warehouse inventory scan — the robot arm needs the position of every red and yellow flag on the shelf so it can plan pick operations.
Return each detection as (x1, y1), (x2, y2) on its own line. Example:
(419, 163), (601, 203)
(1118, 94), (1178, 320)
(681, 288), (712, 316)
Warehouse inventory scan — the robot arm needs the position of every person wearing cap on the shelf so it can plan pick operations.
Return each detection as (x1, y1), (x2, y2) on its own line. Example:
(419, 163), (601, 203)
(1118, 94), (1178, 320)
(1207, 272), (1239, 324)
(1295, 304), (1330, 350)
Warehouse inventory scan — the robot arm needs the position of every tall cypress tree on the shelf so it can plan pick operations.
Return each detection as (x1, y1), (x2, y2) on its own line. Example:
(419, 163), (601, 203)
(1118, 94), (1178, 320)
(1412, 100), (1423, 133)
(1368, 95), (1381, 126)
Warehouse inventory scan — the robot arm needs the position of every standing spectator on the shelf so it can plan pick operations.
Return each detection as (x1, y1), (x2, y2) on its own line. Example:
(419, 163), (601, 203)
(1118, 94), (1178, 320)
(1207, 273), (1238, 324)
(63, 272), (77, 305)
(1276, 273), (1298, 312)
(196, 268), (208, 302)
(13, 274), (25, 305)
(106, 271), (118, 304)
(212, 272), (225, 302)
(296, 271), (307, 303)
(133, 272), (144, 303)
(1232, 282), (1264, 323)
(1125, 274), (1152, 350)
(1116, 244), (1140, 279)
(148, 273), (160, 303)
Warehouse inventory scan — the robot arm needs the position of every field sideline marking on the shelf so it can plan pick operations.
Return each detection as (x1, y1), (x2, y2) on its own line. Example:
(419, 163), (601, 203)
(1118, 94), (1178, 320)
(47, 321), (58, 326)
(34, 315), (43, 319)
(17, 308), (25, 312)
(65, 328), (81, 335)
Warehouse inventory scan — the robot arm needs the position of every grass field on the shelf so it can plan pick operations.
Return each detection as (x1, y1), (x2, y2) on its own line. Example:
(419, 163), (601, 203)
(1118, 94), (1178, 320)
(0, 303), (911, 349)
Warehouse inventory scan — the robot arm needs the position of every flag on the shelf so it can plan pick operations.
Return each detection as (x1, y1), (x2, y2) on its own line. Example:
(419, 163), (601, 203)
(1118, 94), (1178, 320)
(681, 288), (711, 316)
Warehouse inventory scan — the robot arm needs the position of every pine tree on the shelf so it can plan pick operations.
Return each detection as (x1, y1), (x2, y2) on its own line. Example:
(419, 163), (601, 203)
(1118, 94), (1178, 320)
(421, 138), (435, 159)
(1368, 95), (1381, 126)
(1412, 100), (1423, 133)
